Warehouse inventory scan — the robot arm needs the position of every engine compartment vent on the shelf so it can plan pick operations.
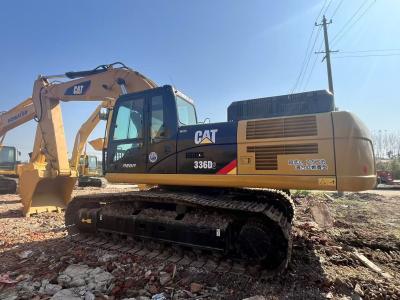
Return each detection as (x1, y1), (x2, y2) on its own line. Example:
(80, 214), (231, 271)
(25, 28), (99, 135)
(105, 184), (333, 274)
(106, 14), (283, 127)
(228, 90), (333, 121)
(247, 143), (318, 170)
(246, 115), (317, 140)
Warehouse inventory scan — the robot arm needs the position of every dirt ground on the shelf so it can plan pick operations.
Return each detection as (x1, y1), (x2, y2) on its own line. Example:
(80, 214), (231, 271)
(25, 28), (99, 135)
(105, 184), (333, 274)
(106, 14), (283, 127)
(0, 186), (399, 300)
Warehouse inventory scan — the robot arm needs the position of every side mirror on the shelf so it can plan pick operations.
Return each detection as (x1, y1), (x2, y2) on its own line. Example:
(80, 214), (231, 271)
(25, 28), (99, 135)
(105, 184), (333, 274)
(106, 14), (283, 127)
(99, 108), (109, 121)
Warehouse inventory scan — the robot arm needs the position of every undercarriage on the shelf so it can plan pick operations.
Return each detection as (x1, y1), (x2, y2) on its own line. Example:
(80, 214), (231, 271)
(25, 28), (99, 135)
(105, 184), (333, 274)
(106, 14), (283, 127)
(0, 176), (17, 194)
(77, 176), (104, 188)
(66, 187), (294, 273)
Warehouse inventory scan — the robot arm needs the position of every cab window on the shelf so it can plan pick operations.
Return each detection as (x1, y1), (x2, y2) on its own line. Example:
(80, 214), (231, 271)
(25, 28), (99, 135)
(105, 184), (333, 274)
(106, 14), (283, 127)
(176, 96), (197, 126)
(0, 147), (16, 170)
(151, 95), (165, 142)
(88, 156), (97, 171)
(113, 98), (144, 140)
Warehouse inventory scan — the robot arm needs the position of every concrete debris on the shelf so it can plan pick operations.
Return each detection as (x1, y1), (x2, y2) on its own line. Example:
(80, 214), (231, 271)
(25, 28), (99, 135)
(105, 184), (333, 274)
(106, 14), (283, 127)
(0, 190), (399, 299)
(354, 283), (364, 297)
(0, 273), (18, 284)
(151, 293), (167, 300)
(56, 264), (114, 292)
(158, 272), (171, 286)
(16, 250), (33, 259)
(98, 252), (119, 263)
(57, 273), (72, 286)
(351, 294), (362, 300)
(325, 291), (334, 299)
(190, 282), (203, 293)
(310, 202), (334, 228)
(84, 291), (96, 300)
(51, 287), (86, 300)
(43, 283), (62, 295)
(243, 296), (266, 300)
(3, 296), (18, 300)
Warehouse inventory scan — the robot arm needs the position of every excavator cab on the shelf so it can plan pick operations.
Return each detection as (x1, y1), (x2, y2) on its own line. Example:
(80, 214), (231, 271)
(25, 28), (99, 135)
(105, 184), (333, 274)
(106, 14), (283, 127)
(78, 154), (99, 176)
(77, 154), (103, 187)
(0, 146), (17, 173)
(0, 146), (19, 194)
(105, 85), (198, 175)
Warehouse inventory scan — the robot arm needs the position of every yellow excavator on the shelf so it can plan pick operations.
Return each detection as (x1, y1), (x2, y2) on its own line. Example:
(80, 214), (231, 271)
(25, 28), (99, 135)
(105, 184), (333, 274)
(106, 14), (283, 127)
(77, 151), (103, 187)
(3, 62), (376, 271)
(0, 145), (103, 193)
(0, 95), (110, 193)
(0, 98), (36, 193)
(0, 145), (22, 194)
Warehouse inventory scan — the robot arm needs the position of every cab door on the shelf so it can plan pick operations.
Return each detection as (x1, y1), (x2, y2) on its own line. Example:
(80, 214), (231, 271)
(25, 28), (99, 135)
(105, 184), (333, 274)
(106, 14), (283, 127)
(145, 88), (177, 174)
(106, 95), (147, 173)
(106, 86), (178, 174)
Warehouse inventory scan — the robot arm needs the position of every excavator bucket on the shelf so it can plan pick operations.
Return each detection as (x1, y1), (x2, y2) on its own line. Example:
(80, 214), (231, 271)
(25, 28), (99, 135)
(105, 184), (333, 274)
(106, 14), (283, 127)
(18, 163), (76, 216)
(88, 138), (104, 151)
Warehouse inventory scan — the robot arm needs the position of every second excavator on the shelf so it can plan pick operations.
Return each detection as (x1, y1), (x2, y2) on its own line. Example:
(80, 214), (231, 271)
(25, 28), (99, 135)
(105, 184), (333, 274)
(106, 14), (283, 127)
(0, 145), (21, 194)
(5, 63), (376, 272)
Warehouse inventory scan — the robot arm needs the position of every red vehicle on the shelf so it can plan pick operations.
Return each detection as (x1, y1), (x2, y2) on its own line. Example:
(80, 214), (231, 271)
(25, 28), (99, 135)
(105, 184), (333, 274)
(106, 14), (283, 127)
(377, 171), (394, 185)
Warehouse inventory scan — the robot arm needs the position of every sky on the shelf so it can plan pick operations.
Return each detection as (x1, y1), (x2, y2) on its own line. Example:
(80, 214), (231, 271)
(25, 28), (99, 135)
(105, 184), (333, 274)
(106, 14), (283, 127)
(0, 0), (399, 161)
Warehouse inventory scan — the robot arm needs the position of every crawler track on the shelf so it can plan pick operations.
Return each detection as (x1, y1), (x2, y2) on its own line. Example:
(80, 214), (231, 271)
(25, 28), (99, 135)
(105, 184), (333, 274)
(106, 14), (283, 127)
(0, 176), (17, 194)
(66, 188), (295, 275)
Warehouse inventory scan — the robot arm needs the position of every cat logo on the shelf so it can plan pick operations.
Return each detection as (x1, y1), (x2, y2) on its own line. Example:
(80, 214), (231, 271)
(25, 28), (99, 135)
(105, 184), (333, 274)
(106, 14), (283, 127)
(73, 85), (84, 95)
(194, 129), (218, 145)
(64, 80), (91, 96)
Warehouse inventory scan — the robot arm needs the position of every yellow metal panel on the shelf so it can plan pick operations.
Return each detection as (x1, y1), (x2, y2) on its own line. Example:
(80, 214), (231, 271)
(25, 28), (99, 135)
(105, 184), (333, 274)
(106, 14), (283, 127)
(106, 172), (375, 192)
(332, 111), (376, 191)
(237, 113), (335, 176)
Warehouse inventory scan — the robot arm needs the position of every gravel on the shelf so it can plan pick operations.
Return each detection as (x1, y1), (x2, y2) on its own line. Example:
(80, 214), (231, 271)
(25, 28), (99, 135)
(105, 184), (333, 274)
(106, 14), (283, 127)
(0, 187), (399, 299)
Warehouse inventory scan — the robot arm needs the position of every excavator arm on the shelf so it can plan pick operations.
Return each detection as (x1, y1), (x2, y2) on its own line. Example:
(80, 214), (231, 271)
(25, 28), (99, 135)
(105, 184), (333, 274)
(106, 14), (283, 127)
(18, 63), (157, 215)
(0, 98), (35, 144)
(0, 96), (111, 192)
(70, 100), (111, 171)
(31, 64), (156, 176)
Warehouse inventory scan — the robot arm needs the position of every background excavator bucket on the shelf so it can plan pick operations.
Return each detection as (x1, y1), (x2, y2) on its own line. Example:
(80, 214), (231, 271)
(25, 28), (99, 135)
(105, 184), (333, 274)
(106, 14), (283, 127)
(18, 163), (76, 216)
(89, 138), (104, 151)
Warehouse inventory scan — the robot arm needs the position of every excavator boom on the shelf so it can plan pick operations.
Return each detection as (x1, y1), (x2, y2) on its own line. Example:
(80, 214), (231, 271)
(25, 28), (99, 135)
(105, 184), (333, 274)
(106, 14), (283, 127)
(0, 98), (35, 141)
(19, 64), (157, 215)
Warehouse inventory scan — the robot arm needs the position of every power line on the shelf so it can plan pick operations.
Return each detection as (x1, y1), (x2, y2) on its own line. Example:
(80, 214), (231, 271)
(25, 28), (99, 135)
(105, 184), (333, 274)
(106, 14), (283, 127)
(332, 0), (376, 47)
(303, 52), (319, 91)
(330, 0), (370, 44)
(290, 0), (328, 94)
(334, 53), (400, 58)
(331, 0), (345, 18)
(297, 26), (322, 91)
(303, 40), (324, 90)
(323, 0), (334, 16)
(339, 48), (400, 54)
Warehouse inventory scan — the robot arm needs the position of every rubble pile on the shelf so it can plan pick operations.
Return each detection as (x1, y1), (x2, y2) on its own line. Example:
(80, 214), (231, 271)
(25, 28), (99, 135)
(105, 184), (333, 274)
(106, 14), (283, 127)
(0, 189), (399, 299)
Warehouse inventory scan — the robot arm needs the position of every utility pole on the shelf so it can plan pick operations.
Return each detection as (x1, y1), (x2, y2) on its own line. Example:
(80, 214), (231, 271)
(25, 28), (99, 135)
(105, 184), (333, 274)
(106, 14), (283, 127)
(315, 15), (338, 95)
(316, 16), (341, 195)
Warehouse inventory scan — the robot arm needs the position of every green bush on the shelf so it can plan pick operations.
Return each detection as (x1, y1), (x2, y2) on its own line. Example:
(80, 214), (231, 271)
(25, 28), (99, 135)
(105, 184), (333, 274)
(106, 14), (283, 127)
(389, 158), (400, 179)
